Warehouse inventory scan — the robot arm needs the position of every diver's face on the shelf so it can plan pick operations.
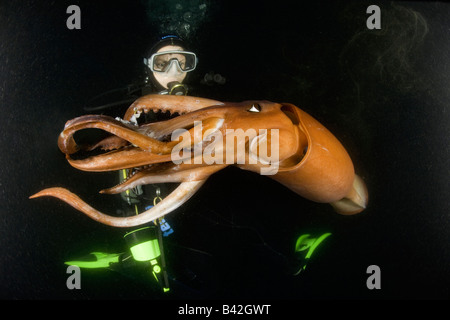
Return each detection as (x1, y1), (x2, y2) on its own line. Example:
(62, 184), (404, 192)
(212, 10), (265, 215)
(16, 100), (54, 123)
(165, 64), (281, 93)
(153, 45), (187, 89)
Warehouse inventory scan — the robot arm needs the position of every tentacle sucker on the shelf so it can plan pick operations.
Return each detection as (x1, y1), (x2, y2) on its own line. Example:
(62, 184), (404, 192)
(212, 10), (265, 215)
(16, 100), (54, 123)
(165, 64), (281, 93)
(124, 94), (224, 121)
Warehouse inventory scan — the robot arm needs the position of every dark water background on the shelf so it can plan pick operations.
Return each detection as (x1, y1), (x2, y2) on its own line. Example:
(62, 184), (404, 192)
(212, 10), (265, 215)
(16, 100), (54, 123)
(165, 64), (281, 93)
(0, 0), (448, 299)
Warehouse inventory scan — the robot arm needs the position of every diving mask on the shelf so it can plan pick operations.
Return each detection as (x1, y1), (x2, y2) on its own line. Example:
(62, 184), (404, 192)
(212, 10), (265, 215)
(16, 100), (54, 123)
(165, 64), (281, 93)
(145, 50), (197, 73)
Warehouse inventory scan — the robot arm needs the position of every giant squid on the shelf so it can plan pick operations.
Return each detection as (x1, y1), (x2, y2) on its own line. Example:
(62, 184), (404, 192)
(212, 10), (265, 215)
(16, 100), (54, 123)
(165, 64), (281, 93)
(30, 95), (368, 227)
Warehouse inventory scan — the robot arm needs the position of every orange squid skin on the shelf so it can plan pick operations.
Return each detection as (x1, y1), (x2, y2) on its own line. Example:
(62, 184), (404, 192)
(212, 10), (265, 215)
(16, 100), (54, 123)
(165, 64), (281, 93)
(271, 104), (356, 203)
(30, 95), (368, 228)
(240, 103), (367, 215)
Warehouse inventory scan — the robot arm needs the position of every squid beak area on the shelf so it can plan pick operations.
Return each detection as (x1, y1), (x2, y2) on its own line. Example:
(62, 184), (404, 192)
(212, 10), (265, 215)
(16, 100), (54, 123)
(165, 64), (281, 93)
(66, 109), (227, 200)
(64, 108), (226, 173)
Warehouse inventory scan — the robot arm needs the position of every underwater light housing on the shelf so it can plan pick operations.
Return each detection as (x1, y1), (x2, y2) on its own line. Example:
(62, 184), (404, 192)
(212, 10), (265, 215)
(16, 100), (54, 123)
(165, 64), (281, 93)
(124, 226), (170, 292)
(124, 226), (161, 262)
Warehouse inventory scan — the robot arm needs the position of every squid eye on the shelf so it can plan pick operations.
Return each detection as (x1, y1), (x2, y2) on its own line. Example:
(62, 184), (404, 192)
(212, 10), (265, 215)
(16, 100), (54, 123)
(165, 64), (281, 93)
(248, 103), (261, 113)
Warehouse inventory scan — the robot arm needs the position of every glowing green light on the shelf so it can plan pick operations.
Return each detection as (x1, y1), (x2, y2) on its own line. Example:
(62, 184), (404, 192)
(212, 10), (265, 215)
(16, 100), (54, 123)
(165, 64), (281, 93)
(153, 265), (161, 273)
(130, 239), (161, 261)
(293, 232), (332, 275)
(64, 252), (120, 269)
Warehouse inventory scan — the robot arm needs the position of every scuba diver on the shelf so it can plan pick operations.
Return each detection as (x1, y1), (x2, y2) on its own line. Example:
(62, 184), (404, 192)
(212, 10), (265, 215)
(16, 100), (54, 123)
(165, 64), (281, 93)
(143, 34), (197, 96)
(68, 35), (202, 295)
(84, 34), (196, 112)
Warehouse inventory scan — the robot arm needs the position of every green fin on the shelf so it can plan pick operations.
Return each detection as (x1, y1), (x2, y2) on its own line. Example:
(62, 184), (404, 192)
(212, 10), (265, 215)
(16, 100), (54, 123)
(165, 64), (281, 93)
(65, 252), (121, 269)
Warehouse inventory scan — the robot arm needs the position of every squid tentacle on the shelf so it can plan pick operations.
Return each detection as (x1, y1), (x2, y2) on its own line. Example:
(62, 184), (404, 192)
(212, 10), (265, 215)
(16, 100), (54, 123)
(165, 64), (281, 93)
(100, 163), (228, 194)
(29, 181), (206, 227)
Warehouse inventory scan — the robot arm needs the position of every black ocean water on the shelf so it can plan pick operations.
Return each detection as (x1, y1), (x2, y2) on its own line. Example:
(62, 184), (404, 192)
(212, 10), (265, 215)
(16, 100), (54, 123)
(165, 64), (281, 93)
(0, 0), (448, 300)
